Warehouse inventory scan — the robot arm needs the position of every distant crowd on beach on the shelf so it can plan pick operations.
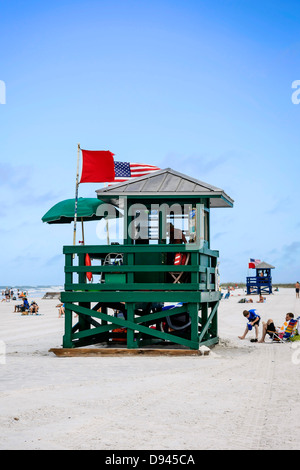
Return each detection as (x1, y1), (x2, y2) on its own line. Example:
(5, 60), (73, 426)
(1, 287), (65, 318)
(1, 287), (27, 302)
(1, 287), (40, 315)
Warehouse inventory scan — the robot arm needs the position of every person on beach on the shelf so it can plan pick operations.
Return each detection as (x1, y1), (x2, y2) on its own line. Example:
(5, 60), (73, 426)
(168, 223), (187, 245)
(30, 301), (39, 315)
(14, 297), (29, 313)
(5, 287), (10, 301)
(296, 282), (300, 299)
(19, 297), (30, 315)
(238, 309), (260, 342)
(56, 302), (65, 317)
(257, 294), (265, 303)
(258, 312), (295, 343)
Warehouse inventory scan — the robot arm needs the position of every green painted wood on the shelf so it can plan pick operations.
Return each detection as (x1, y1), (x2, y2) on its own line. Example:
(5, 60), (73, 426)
(62, 306), (74, 348)
(63, 244), (219, 257)
(198, 302), (219, 343)
(126, 303), (135, 349)
(64, 282), (201, 291)
(66, 302), (199, 349)
(64, 254), (73, 285)
(189, 303), (199, 344)
(65, 265), (200, 273)
(61, 290), (220, 303)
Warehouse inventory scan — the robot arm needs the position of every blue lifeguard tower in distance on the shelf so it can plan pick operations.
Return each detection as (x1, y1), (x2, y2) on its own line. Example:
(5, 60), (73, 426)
(246, 261), (275, 295)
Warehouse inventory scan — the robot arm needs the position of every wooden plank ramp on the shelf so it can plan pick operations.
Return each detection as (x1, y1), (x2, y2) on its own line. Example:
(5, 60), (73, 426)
(49, 347), (210, 357)
(42, 292), (61, 299)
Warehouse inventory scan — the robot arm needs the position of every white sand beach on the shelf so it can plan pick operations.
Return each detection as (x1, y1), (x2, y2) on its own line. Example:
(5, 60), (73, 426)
(1, 288), (300, 450)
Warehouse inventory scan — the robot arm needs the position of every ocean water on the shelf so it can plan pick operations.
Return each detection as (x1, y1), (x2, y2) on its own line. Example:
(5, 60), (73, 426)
(0, 285), (63, 299)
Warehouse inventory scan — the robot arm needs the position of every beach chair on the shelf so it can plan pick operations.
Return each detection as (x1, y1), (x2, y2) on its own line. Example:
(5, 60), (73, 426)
(170, 253), (190, 284)
(103, 253), (123, 266)
(282, 317), (299, 341)
(101, 253), (124, 284)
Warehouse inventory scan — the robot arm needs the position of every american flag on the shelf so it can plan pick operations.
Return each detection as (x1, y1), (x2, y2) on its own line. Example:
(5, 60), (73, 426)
(114, 161), (160, 182)
(249, 258), (261, 268)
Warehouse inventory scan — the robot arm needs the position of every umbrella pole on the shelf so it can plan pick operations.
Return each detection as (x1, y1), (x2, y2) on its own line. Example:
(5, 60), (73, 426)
(106, 218), (110, 245)
(81, 217), (85, 245)
(73, 143), (81, 250)
(103, 182), (110, 245)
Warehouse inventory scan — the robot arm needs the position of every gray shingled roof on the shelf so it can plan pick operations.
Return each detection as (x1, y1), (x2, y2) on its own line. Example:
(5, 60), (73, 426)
(96, 168), (234, 208)
(255, 262), (275, 269)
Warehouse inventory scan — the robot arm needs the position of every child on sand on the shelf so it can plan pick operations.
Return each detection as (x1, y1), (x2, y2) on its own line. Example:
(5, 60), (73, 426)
(238, 309), (261, 342)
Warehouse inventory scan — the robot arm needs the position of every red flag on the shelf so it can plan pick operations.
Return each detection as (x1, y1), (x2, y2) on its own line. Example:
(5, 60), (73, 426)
(249, 258), (261, 268)
(80, 150), (115, 183)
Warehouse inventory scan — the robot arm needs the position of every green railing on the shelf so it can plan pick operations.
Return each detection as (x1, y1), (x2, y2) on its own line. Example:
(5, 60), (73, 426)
(63, 244), (219, 295)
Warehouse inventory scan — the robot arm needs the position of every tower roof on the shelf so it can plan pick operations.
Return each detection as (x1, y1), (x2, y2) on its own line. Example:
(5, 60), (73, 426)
(96, 168), (234, 208)
(256, 262), (275, 269)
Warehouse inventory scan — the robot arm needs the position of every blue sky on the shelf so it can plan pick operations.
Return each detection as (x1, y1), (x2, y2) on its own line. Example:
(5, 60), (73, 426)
(1, 0), (300, 285)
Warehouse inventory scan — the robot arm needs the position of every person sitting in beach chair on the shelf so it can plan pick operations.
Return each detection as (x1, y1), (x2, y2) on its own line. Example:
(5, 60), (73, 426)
(30, 301), (39, 315)
(14, 302), (23, 312)
(238, 309), (261, 342)
(19, 298), (30, 315)
(281, 316), (299, 341)
(14, 297), (29, 313)
(258, 313), (297, 343)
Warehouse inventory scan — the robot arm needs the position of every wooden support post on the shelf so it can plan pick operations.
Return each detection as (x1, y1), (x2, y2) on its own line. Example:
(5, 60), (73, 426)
(189, 303), (199, 346)
(78, 253), (90, 332)
(200, 302), (208, 341)
(190, 252), (198, 284)
(65, 253), (73, 287)
(63, 305), (73, 348)
(126, 303), (136, 348)
(211, 301), (218, 338)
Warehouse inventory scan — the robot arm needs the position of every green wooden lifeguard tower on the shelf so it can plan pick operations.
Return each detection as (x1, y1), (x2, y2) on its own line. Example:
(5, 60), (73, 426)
(60, 168), (233, 350)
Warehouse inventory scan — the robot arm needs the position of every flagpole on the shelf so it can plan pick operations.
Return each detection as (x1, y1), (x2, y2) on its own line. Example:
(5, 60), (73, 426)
(73, 143), (81, 248)
(103, 182), (110, 245)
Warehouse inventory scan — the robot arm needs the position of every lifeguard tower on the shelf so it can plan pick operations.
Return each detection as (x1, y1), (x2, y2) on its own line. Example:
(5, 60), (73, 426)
(246, 261), (275, 295)
(59, 168), (233, 351)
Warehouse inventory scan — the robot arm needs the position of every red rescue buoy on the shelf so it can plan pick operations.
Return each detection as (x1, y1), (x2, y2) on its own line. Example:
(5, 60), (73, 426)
(85, 253), (92, 281)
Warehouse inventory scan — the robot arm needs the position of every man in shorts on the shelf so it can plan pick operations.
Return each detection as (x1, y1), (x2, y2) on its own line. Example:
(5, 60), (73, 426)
(258, 312), (294, 343)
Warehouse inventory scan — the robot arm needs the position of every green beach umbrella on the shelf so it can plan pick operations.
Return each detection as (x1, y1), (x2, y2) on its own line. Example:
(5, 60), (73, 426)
(42, 197), (121, 244)
(42, 197), (120, 224)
